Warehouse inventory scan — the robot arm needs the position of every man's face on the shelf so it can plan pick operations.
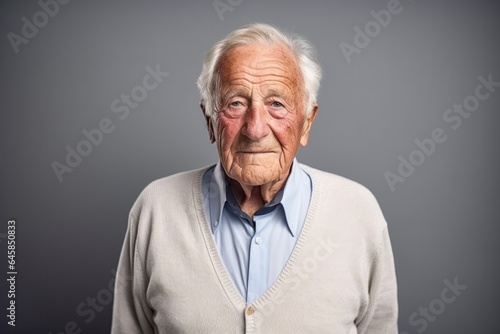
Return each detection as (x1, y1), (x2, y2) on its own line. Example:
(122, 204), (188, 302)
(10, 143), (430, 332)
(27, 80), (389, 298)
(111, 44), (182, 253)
(207, 43), (317, 187)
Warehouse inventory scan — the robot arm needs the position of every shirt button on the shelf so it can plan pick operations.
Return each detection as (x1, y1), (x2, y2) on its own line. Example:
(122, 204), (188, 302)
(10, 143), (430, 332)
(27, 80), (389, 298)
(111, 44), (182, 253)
(246, 307), (254, 315)
(255, 236), (262, 244)
(214, 220), (219, 227)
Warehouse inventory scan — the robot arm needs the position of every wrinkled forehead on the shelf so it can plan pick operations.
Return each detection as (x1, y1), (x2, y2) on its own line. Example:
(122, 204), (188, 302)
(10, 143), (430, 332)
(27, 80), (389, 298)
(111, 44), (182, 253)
(216, 43), (303, 89)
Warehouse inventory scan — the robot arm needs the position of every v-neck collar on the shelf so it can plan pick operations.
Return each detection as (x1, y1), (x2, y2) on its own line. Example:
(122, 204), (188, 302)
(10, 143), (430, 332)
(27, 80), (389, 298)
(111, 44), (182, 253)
(192, 163), (322, 310)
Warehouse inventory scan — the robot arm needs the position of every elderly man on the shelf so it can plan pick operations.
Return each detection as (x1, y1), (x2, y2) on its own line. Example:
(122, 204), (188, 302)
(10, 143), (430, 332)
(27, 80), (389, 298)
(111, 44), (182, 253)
(112, 23), (398, 333)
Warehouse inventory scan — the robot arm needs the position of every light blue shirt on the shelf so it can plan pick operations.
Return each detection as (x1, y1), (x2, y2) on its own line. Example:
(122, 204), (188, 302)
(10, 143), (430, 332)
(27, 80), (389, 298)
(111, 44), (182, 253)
(202, 159), (312, 304)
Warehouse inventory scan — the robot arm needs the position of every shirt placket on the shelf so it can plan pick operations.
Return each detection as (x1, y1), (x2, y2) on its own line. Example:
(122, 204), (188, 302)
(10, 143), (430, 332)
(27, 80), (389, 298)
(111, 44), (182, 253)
(246, 215), (268, 304)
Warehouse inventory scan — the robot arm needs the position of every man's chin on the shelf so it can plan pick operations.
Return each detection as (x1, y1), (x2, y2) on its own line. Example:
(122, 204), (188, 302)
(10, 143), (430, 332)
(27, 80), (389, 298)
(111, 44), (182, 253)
(230, 165), (277, 187)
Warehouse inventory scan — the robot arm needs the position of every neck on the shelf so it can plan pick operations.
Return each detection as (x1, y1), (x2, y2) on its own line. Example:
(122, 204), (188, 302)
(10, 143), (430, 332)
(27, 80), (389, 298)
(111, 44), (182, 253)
(229, 172), (289, 218)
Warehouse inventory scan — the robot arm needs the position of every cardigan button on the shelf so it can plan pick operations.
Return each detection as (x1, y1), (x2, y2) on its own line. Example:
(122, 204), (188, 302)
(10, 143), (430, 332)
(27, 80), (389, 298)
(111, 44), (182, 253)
(246, 307), (255, 316)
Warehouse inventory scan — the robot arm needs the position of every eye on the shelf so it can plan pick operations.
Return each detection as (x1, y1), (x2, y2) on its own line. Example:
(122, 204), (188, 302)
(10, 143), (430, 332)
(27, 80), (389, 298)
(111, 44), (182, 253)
(268, 100), (288, 119)
(223, 99), (246, 119)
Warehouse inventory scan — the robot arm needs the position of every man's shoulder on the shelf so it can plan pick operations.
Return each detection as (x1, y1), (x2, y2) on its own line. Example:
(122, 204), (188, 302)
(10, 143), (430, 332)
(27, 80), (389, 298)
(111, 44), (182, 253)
(300, 163), (375, 200)
(143, 165), (211, 193)
(300, 163), (385, 225)
(130, 165), (213, 215)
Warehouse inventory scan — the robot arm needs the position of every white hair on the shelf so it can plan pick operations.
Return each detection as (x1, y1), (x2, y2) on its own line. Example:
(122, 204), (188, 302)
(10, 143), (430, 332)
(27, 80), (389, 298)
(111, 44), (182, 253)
(197, 23), (322, 120)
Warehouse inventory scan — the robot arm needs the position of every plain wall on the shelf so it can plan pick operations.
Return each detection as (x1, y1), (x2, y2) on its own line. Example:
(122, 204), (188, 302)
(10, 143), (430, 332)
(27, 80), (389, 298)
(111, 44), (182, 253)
(1, 0), (499, 332)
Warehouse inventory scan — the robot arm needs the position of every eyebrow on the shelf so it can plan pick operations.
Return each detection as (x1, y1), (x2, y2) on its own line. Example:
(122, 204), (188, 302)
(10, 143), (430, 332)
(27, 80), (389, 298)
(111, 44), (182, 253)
(220, 86), (292, 103)
(220, 88), (249, 102)
(264, 88), (286, 98)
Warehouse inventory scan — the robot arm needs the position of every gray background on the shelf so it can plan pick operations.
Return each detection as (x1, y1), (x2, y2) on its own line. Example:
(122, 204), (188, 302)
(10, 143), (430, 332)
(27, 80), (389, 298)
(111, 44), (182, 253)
(1, 0), (499, 333)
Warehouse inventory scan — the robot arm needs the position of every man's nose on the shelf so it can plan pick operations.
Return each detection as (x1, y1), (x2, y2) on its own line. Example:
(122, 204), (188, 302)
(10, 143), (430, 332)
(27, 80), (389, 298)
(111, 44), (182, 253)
(241, 103), (270, 141)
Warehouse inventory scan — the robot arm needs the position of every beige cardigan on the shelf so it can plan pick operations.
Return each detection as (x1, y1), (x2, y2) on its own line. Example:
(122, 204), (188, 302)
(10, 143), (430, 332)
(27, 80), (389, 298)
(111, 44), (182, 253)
(111, 164), (398, 333)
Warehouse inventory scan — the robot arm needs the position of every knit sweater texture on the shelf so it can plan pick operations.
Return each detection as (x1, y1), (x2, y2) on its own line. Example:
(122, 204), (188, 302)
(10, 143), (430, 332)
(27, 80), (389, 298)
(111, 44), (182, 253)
(111, 164), (398, 334)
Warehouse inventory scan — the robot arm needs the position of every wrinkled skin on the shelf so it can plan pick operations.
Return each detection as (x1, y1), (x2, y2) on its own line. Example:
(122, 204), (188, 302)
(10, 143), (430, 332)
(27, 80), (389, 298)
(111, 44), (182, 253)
(202, 43), (318, 217)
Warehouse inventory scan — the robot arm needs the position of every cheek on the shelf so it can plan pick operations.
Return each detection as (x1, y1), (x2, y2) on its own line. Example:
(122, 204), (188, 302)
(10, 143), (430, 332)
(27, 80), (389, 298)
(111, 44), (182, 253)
(217, 117), (241, 151)
(271, 116), (304, 148)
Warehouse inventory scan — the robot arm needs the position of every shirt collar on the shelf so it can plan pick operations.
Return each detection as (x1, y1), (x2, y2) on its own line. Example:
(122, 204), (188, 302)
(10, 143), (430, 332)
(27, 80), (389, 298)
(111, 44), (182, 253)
(210, 158), (306, 237)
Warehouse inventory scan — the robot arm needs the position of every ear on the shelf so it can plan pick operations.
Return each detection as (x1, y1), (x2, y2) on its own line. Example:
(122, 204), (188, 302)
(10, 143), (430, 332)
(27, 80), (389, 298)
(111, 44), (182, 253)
(300, 103), (318, 147)
(200, 101), (215, 143)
